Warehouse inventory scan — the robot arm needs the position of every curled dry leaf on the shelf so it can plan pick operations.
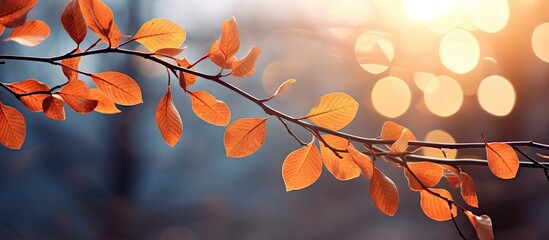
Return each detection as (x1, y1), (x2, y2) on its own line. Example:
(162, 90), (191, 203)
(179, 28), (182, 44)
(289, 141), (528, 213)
(0, 0), (38, 28)
(219, 16), (239, 60)
(370, 167), (399, 216)
(0, 101), (26, 149)
(379, 121), (417, 141)
(91, 71), (143, 106)
(390, 129), (411, 154)
(42, 95), (66, 121)
(207, 40), (237, 69)
(232, 47), (261, 77)
(133, 18), (186, 52)
(58, 80), (98, 114)
(319, 134), (361, 180)
(6, 79), (49, 112)
(347, 144), (374, 179)
(485, 142), (519, 179)
(465, 211), (494, 240)
(88, 88), (120, 114)
(441, 164), (461, 188)
(304, 92), (359, 131)
(61, 49), (81, 81)
(536, 153), (549, 159)
(176, 58), (196, 89)
(188, 90), (231, 126)
(282, 139), (322, 191)
(61, 0), (86, 46)
(155, 87), (182, 147)
(224, 117), (268, 158)
(78, 0), (121, 47)
(403, 161), (444, 191)
(460, 172), (479, 208)
(4, 20), (50, 47)
(272, 79), (296, 98)
(419, 188), (457, 221)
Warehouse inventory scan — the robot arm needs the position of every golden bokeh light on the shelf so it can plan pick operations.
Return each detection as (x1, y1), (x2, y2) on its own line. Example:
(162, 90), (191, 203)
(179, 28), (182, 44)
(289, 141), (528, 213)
(459, 0), (509, 33)
(477, 75), (516, 116)
(439, 29), (480, 74)
(425, 7), (461, 34)
(355, 31), (394, 75)
(402, 0), (456, 22)
(414, 72), (437, 92)
(424, 76), (463, 117)
(532, 22), (549, 63)
(422, 129), (457, 159)
(329, 0), (371, 26)
(371, 76), (411, 118)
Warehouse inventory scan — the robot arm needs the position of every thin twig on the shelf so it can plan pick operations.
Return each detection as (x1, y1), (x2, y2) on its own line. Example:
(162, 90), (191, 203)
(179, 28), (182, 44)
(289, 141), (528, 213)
(276, 116), (307, 146)
(512, 146), (549, 182)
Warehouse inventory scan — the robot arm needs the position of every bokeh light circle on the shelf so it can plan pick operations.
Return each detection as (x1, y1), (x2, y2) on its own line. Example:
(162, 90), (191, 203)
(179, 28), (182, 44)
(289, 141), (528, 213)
(424, 76), (463, 117)
(459, 0), (509, 33)
(422, 129), (458, 159)
(439, 29), (480, 74)
(355, 31), (394, 74)
(402, 0), (456, 22)
(371, 76), (412, 118)
(477, 75), (516, 116)
(532, 22), (549, 63)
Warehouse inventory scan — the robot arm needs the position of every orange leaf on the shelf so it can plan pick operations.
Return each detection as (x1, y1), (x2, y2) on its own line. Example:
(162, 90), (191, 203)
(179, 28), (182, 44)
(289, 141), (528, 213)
(272, 79), (296, 98)
(61, 0), (86, 45)
(0, 101), (26, 149)
(219, 16), (239, 60)
(441, 164), (461, 188)
(155, 87), (182, 147)
(419, 188), (457, 221)
(379, 121), (417, 141)
(91, 71), (143, 106)
(207, 40), (237, 69)
(42, 95), (66, 120)
(537, 153), (549, 159)
(224, 117), (268, 158)
(231, 47), (261, 77)
(465, 211), (494, 240)
(370, 167), (399, 216)
(0, 0), (38, 28)
(304, 92), (358, 131)
(319, 134), (361, 180)
(58, 80), (98, 114)
(154, 47), (185, 57)
(0, 25), (4, 35)
(176, 58), (196, 89)
(390, 129), (412, 154)
(6, 79), (49, 112)
(485, 142), (519, 179)
(403, 161), (443, 191)
(88, 88), (120, 114)
(4, 20), (50, 47)
(61, 50), (81, 81)
(188, 90), (231, 126)
(460, 172), (479, 208)
(132, 18), (186, 53)
(347, 144), (374, 179)
(78, 0), (121, 47)
(282, 139), (322, 191)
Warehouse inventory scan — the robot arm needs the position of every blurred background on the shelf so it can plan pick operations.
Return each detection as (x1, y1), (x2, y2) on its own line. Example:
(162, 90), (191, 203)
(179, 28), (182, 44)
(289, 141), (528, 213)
(1, 0), (548, 239)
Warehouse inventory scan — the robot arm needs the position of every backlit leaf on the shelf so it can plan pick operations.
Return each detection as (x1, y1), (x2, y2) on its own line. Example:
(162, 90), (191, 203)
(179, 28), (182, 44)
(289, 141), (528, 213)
(78, 0), (121, 47)
(88, 88), (120, 114)
(390, 129), (411, 154)
(61, 49), (81, 81)
(219, 16), (239, 60)
(370, 167), (399, 216)
(42, 95), (66, 120)
(403, 161), (444, 191)
(272, 79), (296, 98)
(319, 134), (361, 180)
(176, 58), (196, 89)
(154, 47), (185, 57)
(155, 87), (182, 147)
(0, 101), (26, 149)
(188, 90), (231, 126)
(420, 188), (457, 221)
(465, 211), (494, 240)
(91, 71), (143, 106)
(485, 142), (519, 179)
(304, 92), (358, 130)
(231, 47), (261, 77)
(207, 40), (237, 69)
(132, 18), (186, 53)
(0, 0), (38, 28)
(6, 79), (49, 112)
(224, 117), (268, 158)
(379, 121), (417, 141)
(282, 139), (322, 191)
(347, 144), (374, 179)
(58, 80), (98, 114)
(4, 20), (50, 47)
(441, 164), (461, 188)
(460, 172), (479, 208)
(61, 0), (86, 45)
(0, 25), (4, 35)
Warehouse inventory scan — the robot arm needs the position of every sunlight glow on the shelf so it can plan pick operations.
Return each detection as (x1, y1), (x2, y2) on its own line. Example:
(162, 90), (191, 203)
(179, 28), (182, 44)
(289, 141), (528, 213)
(422, 129), (457, 159)
(355, 31), (394, 75)
(477, 75), (516, 116)
(532, 23), (549, 63)
(329, 0), (371, 26)
(424, 76), (463, 117)
(459, 0), (509, 33)
(414, 72), (437, 92)
(371, 76), (411, 118)
(439, 29), (480, 74)
(402, 0), (457, 22)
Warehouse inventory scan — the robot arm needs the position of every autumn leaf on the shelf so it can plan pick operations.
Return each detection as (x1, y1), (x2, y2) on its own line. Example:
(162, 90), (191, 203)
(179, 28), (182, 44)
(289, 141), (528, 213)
(155, 87), (182, 147)
(370, 167), (399, 216)
(0, 25), (4, 35)
(78, 0), (121, 47)
(304, 92), (359, 131)
(537, 153), (549, 159)
(58, 80), (98, 114)
(272, 79), (296, 98)
(403, 161), (443, 191)
(6, 79), (49, 112)
(460, 172), (479, 208)
(61, 50), (81, 81)
(347, 144), (374, 179)
(232, 47), (261, 77)
(465, 211), (494, 240)
(419, 188), (457, 221)
(319, 134), (361, 180)
(155, 48), (185, 57)
(88, 88), (120, 114)
(485, 142), (519, 179)
(207, 40), (237, 69)
(379, 121), (417, 141)
(219, 16), (239, 60)
(91, 71), (143, 106)
(42, 95), (66, 120)
(188, 90), (231, 126)
(61, 0), (86, 46)
(176, 58), (196, 89)
(0, 101), (26, 149)
(282, 139), (322, 191)
(132, 18), (186, 53)
(441, 164), (461, 188)
(0, 0), (38, 28)
(224, 117), (268, 158)
(390, 129), (412, 154)
(4, 20), (50, 47)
